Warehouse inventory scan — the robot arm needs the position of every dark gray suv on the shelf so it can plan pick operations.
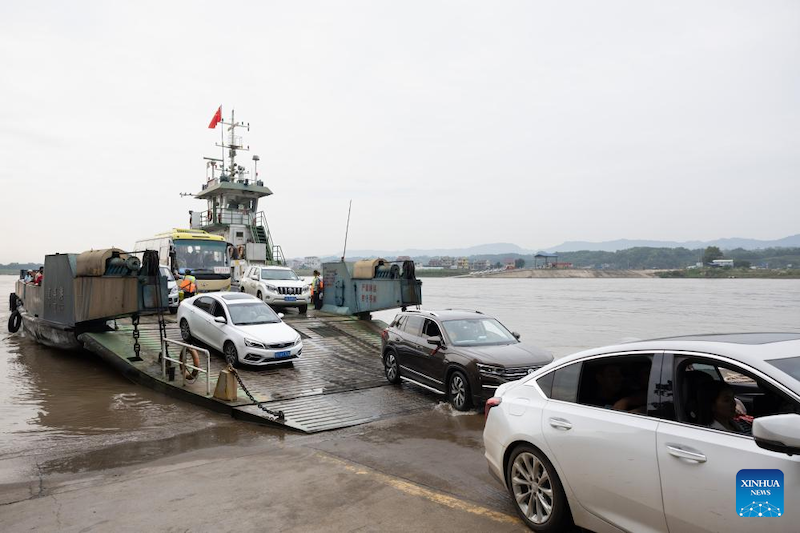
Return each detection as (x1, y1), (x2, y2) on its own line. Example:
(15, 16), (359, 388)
(380, 309), (553, 410)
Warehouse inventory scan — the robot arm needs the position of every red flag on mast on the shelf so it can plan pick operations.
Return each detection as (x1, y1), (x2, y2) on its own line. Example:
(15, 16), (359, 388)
(208, 106), (222, 129)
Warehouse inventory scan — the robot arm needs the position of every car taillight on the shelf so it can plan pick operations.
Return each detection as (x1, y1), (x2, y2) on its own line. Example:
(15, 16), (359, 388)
(484, 397), (502, 421)
(381, 329), (388, 342)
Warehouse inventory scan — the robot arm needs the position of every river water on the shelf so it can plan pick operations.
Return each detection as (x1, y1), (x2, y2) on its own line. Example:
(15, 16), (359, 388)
(2, 275), (799, 483)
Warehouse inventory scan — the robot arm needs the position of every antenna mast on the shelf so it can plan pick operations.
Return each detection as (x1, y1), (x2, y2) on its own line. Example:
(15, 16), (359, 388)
(342, 200), (352, 261)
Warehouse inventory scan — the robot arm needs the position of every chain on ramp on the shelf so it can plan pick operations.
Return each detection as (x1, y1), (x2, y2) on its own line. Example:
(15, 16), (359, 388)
(228, 365), (285, 421)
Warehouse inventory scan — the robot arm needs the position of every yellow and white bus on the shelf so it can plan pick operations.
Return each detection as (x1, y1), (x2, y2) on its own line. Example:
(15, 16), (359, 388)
(135, 229), (231, 292)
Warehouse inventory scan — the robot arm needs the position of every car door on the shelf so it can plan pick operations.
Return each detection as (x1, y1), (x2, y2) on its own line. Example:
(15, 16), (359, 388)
(205, 300), (230, 350)
(541, 353), (669, 533)
(191, 296), (216, 345)
(411, 319), (447, 386)
(396, 315), (429, 383)
(655, 353), (800, 533)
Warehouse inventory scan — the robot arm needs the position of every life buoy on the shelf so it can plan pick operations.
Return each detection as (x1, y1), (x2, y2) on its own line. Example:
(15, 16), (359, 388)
(8, 310), (22, 333)
(237, 245), (245, 259)
(179, 346), (201, 382)
(9, 292), (18, 312)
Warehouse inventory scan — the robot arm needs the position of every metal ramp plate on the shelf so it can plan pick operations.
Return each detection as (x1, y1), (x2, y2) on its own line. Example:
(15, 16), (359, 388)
(234, 385), (434, 433)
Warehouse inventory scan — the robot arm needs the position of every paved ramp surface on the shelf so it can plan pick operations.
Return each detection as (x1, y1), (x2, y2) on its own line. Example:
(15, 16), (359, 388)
(83, 312), (430, 433)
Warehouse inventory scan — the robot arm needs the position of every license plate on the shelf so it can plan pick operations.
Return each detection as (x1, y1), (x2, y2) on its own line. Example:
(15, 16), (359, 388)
(284, 296), (297, 302)
(275, 350), (291, 358)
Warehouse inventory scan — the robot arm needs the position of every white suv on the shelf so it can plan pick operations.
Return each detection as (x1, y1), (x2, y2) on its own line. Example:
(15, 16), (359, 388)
(241, 265), (310, 313)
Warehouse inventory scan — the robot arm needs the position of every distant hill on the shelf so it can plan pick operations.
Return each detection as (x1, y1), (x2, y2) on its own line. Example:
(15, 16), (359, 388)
(546, 235), (800, 253)
(296, 234), (800, 262)
(336, 243), (526, 259)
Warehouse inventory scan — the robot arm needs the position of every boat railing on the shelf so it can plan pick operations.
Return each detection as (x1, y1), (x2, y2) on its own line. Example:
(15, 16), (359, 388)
(161, 338), (212, 396)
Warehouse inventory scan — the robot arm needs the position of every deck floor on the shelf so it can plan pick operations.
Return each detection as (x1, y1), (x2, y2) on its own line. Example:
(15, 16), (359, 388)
(81, 311), (433, 433)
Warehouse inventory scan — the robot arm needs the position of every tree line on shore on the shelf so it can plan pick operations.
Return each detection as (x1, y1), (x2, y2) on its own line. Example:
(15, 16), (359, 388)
(468, 247), (800, 270)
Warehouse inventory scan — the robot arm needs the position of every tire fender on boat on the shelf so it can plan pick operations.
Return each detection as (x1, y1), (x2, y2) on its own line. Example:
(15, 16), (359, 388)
(9, 292), (18, 312)
(179, 346), (201, 382)
(8, 310), (22, 333)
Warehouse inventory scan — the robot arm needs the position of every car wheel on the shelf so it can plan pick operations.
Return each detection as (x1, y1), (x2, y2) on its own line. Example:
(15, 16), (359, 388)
(224, 341), (239, 368)
(240, 286), (245, 293)
(257, 291), (263, 301)
(299, 304), (308, 314)
(448, 370), (472, 411)
(169, 307), (177, 315)
(180, 318), (192, 342)
(506, 445), (571, 532)
(384, 350), (401, 384)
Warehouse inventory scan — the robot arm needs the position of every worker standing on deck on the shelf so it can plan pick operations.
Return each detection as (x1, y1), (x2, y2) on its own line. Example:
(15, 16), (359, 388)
(311, 270), (324, 310)
(179, 269), (197, 299)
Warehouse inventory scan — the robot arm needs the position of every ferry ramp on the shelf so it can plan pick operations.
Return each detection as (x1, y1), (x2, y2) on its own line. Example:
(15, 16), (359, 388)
(79, 312), (433, 433)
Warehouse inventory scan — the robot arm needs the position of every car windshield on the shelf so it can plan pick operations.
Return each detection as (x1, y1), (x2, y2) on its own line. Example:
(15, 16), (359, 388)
(174, 239), (229, 273)
(442, 318), (517, 346)
(261, 269), (299, 281)
(227, 302), (281, 325)
(159, 267), (175, 282)
(767, 357), (800, 382)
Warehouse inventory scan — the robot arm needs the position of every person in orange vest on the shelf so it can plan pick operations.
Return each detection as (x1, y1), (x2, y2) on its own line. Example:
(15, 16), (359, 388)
(179, 269), (197, 299)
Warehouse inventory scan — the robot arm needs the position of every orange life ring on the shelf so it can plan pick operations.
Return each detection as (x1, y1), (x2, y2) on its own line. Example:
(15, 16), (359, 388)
(179, 346), (201, 382)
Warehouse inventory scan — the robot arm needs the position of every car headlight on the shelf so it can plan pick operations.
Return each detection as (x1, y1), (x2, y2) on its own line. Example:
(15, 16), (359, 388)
(294, 335), (301, 345)
(302, 285), (310, 292)
(170, 287), (178, 295)
(265, 284), (277, 292)
(476, 363), (504, 376)
(244, 338), (266, 349)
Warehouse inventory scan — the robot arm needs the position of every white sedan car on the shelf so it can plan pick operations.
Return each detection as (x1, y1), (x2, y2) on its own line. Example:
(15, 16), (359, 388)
(484, 333), (800, 533)
(178, 292), (303, 367)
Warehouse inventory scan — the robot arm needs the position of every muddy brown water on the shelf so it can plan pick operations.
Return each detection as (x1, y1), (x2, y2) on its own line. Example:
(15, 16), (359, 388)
(2, 275), (799, 485)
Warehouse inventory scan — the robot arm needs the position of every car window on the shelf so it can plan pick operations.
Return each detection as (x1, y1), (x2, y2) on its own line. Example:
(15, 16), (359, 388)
(404, 316), (424, 336)
(393, 315), (406, 329)
(212, 302), (226, 319)
(551, 362), (581, 403)
(421, 319), (441, 338)
(672, 356), (800, 436)
(193, 297), (214, 314)
(228, 302), (280, 325)
(536, 371), (555, 397)
(576, 355), (654, 414)
(261, 268), (299, 281)
(441, 318), (516, 346)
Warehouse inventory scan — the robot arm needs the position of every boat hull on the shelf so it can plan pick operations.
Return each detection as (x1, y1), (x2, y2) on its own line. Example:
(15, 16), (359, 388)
(19, 307), (83, 351)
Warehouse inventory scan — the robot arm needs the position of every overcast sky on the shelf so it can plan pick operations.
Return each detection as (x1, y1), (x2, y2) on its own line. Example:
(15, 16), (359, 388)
(1, 1), (798, 263)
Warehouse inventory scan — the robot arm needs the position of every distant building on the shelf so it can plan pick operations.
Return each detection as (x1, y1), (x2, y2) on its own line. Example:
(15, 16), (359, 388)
(440, 256), (454, 268)
(396, 255), (412, 261)
(427, 258), (442, 267)
(553, 262), (573, 269)
(470, 259), (491, 271)
(710, 259), (734, 268)
(457, 257), (470, 269)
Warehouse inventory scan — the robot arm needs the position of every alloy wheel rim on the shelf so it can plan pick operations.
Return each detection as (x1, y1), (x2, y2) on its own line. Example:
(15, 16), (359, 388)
(180, 321), (190, 340)
(450, 375), (465, 408)
(511, 452), (553, 524)
(225, 345), (237, 366)
(386, 354), (397, 380)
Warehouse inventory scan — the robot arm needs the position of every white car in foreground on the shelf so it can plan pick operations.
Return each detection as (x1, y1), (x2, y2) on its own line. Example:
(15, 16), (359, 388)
(240, 265), (310, 313)
(484, 333), (800, 533)
(178, 292), (303, 367)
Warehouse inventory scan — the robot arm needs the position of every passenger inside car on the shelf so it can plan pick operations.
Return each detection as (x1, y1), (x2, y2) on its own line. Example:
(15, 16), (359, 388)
(586, 364), (625, 408)
(697, 381), (752, 434)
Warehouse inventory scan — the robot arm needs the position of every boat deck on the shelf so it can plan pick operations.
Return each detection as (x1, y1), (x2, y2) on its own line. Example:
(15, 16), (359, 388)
(79, 311), (433, 433)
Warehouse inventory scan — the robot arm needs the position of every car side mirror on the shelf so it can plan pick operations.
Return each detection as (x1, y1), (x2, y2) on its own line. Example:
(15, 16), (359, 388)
(251, 275), (259, 280)
(427, 336), (443, 346)
(278, 313), (284, 319)
(512, 332), (521, 340)
(753, 414), (800, 455)
(214, 316), (227, 324)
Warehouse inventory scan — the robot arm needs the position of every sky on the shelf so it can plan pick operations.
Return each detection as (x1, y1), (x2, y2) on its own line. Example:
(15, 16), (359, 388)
(1, 1), (799, 263)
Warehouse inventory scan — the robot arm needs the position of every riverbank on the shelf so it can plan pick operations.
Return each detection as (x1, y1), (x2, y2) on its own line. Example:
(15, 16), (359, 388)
(470, 268), (662, 279)
(658, 268), (800, 279)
